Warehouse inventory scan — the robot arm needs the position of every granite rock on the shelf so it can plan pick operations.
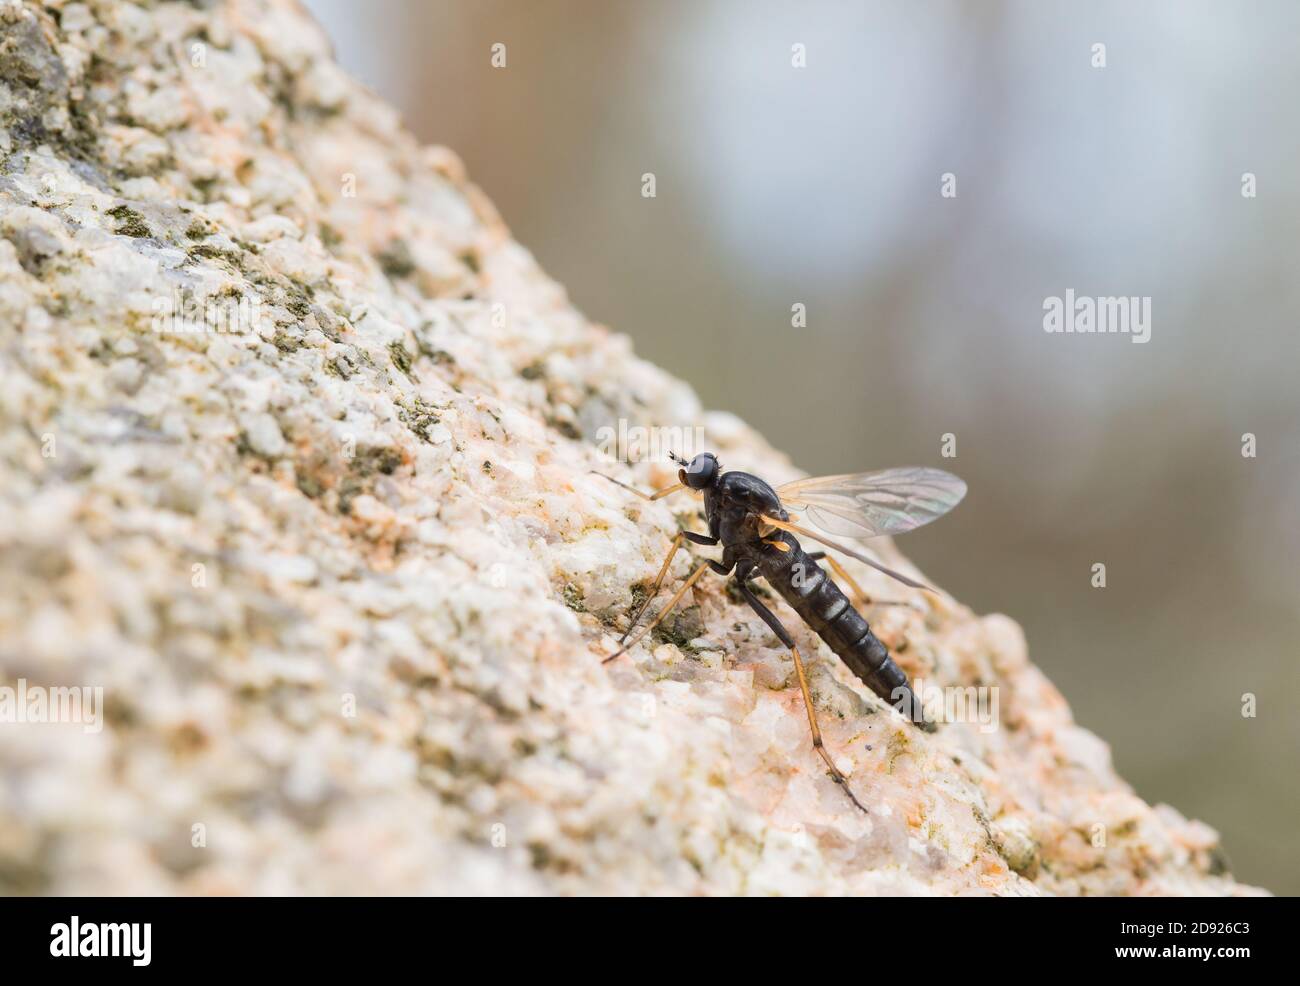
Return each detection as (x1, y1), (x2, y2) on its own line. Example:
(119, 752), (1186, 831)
(0, 0), (1265, 896)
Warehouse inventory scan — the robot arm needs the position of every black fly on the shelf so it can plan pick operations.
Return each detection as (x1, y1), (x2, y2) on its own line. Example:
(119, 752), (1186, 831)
(596, 452), (966, 813)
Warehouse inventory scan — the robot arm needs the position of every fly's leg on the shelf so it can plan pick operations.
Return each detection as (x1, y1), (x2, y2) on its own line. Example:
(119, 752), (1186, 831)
(734, 577), (868, 814)
(603, 561), (713, 664)
(591, 471), (686, 501)
(622, 530), (719, 645)
(807, 551), (918, 611)
(623, 532), (684, 645)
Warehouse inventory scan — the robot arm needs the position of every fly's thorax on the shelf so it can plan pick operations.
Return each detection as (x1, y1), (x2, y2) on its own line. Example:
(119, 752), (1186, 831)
(715, 505), (760, 548)
(717, 471), (783, 512)
(711, 473), (791, 554)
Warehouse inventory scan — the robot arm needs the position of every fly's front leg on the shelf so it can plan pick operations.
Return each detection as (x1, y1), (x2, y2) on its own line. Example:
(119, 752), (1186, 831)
(622, 529), (719, 645)
(603, 562), (713, 664)
(807, 551), (918, 611)
(591, 471), (686, 502)
(734, 576), (868, 814)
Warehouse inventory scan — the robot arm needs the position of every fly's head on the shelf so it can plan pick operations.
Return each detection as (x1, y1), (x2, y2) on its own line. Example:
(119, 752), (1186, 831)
(671, 451), (719, 491)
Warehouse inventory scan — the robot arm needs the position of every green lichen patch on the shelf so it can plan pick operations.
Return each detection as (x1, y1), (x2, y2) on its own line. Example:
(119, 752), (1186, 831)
(885, 730), (911, 774)
(652, 603), (704, 652)
(376, 239), (415, 279)
(396, 397), (442, 442)
(353, 445), (404, 477)
(546, 416), (581, 441)
(318, 222), (343, 251)
(272, 331), (301, 353)
(388, 340), (414, 379)
(186, 242), (235, 262)
(107, 204), (151, 238)
(625, 582), (650, 620)
(561, 583), (587, 613)
(295, 473), (324, 499)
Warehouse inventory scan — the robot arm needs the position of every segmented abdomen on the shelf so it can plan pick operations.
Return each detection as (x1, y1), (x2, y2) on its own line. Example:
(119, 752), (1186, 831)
(759, 542), (923, 724)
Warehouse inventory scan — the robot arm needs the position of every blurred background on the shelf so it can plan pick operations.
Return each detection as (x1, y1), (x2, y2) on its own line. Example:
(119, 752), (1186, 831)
(306, 0), (1299, 893)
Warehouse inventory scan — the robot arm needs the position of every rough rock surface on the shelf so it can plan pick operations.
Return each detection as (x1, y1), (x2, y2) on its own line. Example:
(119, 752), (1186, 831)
(0, 0), (1265, 895)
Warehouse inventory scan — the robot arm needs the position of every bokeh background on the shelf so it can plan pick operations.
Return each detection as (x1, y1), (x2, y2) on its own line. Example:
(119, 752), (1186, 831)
(306, 0), (1299, 893)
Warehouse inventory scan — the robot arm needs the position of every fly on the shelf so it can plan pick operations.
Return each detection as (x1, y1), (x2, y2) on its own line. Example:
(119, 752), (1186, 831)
(596, 452), (966, 813)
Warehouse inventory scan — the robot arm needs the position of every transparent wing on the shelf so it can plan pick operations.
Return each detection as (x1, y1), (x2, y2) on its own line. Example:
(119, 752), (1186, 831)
(776, 466), (966, 539)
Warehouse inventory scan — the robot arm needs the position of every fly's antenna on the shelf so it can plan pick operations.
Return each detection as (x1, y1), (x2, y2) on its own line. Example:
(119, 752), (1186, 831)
(667, 451), (688, 466)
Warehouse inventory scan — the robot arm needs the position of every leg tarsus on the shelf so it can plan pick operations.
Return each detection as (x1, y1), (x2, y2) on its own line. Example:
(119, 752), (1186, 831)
(811, 735), (870, 813)
(622, 532), (684, 645)
(622, 530), (723, 644)
(604, 562), (711, 664)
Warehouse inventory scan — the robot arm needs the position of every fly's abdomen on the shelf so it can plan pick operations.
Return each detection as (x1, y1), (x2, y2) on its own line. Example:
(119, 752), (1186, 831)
(761, 545), (926, 726)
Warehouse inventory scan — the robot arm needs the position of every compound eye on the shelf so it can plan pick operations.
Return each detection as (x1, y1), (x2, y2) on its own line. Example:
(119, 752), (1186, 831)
(684, 454), (717, 489)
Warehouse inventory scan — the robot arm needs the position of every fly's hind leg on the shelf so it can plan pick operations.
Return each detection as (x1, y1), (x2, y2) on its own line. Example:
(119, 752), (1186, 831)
(807, 551), (918, 611)
(734, 575), (868, 814)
